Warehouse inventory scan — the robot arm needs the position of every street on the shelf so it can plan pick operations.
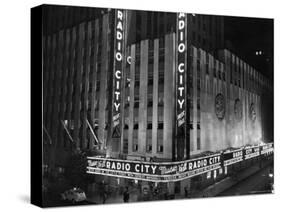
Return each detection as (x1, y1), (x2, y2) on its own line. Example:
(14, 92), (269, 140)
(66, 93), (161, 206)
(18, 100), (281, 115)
(217, 163), (273, 196)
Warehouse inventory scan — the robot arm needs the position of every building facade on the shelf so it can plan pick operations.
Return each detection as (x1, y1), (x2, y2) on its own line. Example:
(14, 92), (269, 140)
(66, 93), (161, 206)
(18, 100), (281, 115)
(42, 8), (273, 183)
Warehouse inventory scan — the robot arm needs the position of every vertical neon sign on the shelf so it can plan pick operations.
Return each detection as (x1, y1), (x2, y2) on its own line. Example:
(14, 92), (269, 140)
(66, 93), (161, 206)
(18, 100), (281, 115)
(176, 12), (187, 159)
(112, 9), (124, 138)
(176, 13), (186, 127)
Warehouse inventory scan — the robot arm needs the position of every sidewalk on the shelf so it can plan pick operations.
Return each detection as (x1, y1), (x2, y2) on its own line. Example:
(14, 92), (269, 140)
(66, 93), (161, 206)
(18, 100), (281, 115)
(87, 186), (140, 204)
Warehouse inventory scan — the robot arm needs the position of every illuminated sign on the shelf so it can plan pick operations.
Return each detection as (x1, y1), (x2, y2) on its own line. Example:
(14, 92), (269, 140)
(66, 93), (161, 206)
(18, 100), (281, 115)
(112, 9), (124, 137)
(244, 145), (260, 160)
(86, 143), (273, 182)
(223, 148), (243, 166)
(87, 154), (221, 182)
(176, 12), (186, 127)
(260, 143), (274, 155)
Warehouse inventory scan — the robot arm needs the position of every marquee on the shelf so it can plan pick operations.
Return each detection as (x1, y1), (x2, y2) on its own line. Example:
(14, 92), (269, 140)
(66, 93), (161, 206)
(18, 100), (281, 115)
(87, 143), (273, 182)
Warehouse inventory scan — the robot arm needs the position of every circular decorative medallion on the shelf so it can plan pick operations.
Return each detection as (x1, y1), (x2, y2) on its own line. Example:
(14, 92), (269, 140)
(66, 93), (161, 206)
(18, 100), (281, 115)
(234, 98), (243, 121)
(215, 93), (225, 120)
(249, 103), (256, 122)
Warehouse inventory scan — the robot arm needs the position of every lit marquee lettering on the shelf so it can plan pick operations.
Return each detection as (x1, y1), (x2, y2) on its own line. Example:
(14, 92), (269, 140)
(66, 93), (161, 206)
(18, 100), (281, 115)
(233, 151), (243, 158)
(188, 155), (221, 171)
(135, 164), (157, 174)
(244, 146), (260, 160)
(176, 12), (186, 127)
(260, 143), (274, 155)
(223, 149), (243, 166)
(113, 10), (124, 128)
(89, 159), (158, 174)
(106, 161), (131, 172)
(86, 143), (273, 182)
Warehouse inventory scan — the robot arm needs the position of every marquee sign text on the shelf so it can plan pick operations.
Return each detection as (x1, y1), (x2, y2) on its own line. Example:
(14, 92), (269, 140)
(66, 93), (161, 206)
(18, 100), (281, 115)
(87, 143), (273, 182)
(87, 154), (221, 182)
(176, 13), (186, 127)
(113, 10), (124, 130)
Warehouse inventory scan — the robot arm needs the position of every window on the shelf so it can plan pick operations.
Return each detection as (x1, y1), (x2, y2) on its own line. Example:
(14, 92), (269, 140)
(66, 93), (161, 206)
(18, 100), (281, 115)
(157, 145), (163, 153)
(133, 123), (139, 129)
(189, 77), (193, 88)
(134, 95), (139, 102)
(124, 124), (129, 129)
(158, 97), (164, 106)
(197, 79), (201, 90)
(135, 81), (140, 87)
(205, 64), (209, 75)
(147, 100), (153, 107)
(124, 101), (129, 108)
(148, 55), (154, 65)
(158, 123), (163, 129)
(133, 144), (138, 152)
(213, 67), (217, 77)
(159, 37), (165, 48)
(148, 78), (153, 86)
(197, 99), (200, 110)
(197, 61), (200, 73)
(123, 139), (128, 154)
(146, 145), (152, 152)
(190, 99), (193, 109)
(89, 83), (93, 93)
(197, 137), (201, 150)
(134, 102), (139, 108)
(58, 167), (65, 174)
(96, 81), (100, 91)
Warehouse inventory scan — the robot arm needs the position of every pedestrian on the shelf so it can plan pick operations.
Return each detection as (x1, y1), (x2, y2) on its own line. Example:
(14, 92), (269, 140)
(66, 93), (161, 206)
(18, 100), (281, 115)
(102, 192), (107, 204)
(164, 192), (168, 200)
(99, 181), (105, 203)
(153, 187), (159, 196)
(123, 187), (130, 203)
(184, 187), (188, 197)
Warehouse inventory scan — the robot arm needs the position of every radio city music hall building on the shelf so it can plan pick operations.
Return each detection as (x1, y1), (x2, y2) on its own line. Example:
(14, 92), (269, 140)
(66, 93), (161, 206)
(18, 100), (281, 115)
(42, 5), (273, 196)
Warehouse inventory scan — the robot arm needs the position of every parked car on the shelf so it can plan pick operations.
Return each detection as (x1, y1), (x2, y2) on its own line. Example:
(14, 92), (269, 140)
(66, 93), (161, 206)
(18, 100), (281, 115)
(61, 187), (86, 203)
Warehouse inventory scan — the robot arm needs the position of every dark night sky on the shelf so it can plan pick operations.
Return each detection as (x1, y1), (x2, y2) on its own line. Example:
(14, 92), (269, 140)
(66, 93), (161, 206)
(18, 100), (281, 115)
(224, 16), (273, 80)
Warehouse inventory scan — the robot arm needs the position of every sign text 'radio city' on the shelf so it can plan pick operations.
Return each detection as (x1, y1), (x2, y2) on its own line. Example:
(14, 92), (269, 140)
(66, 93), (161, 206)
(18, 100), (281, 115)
(177, 12), (186, 127)
(113, 10), (124, 127)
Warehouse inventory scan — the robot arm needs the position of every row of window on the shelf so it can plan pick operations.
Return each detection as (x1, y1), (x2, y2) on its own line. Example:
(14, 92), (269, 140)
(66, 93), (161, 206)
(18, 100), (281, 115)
(133, 144), (164, 153)
(122, 122), (201, 130)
